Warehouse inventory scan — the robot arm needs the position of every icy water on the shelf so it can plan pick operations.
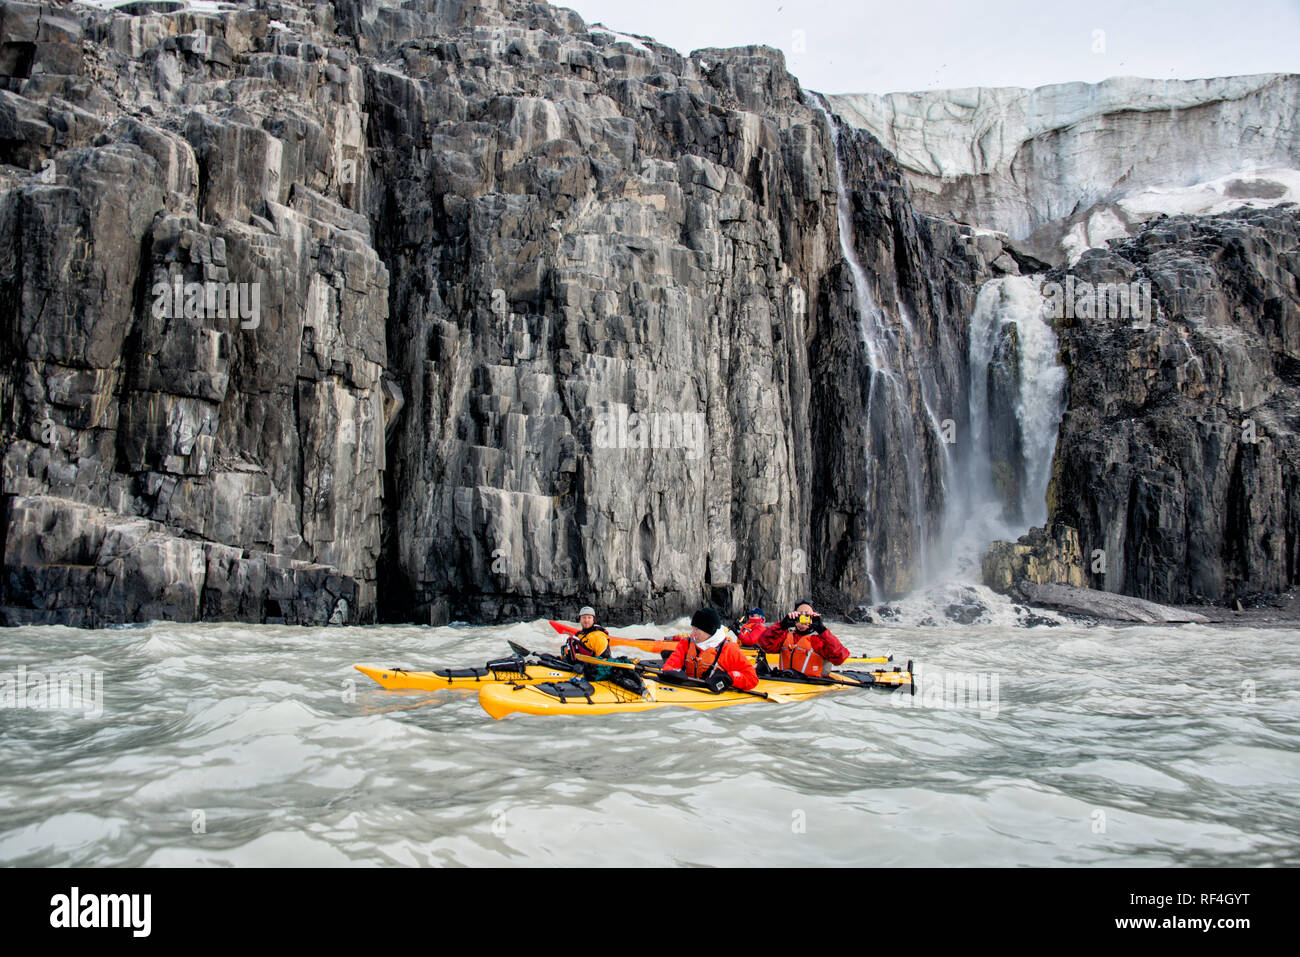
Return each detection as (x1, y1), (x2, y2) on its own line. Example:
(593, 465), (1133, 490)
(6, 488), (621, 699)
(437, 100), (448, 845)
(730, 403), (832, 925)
(1, 612), (1297, 867)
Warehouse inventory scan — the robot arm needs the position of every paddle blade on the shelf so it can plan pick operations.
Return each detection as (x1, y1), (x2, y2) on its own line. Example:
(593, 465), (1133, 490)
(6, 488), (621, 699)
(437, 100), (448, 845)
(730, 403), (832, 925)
(508, 640), (533, 658)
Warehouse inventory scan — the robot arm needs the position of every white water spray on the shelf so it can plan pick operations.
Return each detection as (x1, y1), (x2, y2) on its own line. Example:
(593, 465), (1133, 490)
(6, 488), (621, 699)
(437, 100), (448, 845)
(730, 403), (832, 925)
(953, 275), (1067, 571)
(809, 93), (955, 599)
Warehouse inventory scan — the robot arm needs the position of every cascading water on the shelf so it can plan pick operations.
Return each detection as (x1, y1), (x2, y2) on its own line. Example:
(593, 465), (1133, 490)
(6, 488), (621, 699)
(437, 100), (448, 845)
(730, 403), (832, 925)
(872, 274), (1069, 627)
(809, 93), (954, 600)
(953, 274), (1067, 571)
(806, 96), (1065, 616)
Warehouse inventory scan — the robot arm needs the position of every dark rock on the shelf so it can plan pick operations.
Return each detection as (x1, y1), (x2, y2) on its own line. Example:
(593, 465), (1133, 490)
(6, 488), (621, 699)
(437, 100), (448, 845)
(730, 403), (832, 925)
(983, 524), (1086, 593)
(0, 0), (1293, 627)
(1049, 208), (1300, 606)
(846, 604), (875, 623)
(1017, 582), (1209, 623)
(944, 602), (983, 625)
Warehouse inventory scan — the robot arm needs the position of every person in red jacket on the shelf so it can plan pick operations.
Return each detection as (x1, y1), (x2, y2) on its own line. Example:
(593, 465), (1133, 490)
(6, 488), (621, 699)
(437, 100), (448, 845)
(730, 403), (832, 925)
(662, 607), (759, 692)
(750, 599), (849, 677)
(734, 607), (766, 644)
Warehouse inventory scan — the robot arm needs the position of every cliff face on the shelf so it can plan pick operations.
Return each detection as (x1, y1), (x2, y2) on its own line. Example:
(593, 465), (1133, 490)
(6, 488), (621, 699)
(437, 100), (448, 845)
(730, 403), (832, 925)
(3, 1), (1292, 627)
(0, 0), (1009, 625)
(1049, 207), (1300, 605)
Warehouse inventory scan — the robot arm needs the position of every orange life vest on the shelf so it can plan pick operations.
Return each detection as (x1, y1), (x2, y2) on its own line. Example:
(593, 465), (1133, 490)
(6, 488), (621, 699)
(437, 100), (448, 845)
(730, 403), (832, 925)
(682, 642), (724, 680)
(779, 631), (829, 677)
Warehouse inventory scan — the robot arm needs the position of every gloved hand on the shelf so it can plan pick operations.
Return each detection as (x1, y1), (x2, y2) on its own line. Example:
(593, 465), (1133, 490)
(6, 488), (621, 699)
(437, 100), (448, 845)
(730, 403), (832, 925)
(660, 669), (687, 683)
(706, 674), (730, 694)
(779, 615), (797, 631)
(811, 615), (826, 633)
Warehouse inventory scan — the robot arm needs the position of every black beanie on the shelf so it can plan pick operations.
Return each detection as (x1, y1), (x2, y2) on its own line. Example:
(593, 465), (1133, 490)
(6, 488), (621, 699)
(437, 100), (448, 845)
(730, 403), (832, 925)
(691, 606), (722, 634)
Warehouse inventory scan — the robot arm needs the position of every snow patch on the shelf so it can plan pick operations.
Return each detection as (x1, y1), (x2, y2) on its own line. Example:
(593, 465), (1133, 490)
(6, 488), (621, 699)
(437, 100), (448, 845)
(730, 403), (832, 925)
(588, 25), (653, 55)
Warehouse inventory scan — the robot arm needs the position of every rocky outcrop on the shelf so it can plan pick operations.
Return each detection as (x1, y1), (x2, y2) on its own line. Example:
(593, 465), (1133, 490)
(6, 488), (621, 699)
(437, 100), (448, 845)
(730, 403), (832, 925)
(1046, 207), (1300, 606)
(2, 1), (390, 624)
(830, 75), (1300, 265)
(363, 14), (1012, 622)
(981, 523), (1085, 594)
(1016, 582), (1209, 624)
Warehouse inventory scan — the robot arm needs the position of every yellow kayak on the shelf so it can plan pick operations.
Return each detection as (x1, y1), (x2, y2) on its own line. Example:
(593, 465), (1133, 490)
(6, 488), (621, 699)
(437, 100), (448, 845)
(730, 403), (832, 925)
(478, 667), (912, 719)
(355, 661), (579, 691)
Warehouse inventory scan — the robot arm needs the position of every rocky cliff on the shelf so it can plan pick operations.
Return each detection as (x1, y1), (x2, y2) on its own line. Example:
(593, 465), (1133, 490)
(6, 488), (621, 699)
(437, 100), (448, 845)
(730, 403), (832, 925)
(2, 0), (1294, 628)
(1048, 207), (1300, 605)
(0, 0), (1015, 626)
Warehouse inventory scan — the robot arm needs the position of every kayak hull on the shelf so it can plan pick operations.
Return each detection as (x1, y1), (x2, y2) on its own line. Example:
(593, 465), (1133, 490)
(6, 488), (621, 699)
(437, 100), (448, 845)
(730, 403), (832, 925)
(478, 675), (838, 719)
(355, 663), (578, 691)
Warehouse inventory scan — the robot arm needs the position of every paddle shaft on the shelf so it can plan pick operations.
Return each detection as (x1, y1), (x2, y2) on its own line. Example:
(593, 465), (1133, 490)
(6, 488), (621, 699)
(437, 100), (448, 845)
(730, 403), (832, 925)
(572, 653), (789, 703)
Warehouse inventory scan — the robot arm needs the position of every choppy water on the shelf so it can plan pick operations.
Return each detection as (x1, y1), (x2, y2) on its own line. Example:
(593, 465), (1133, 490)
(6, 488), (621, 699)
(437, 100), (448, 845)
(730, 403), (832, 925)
(2, 616), (1297, 866)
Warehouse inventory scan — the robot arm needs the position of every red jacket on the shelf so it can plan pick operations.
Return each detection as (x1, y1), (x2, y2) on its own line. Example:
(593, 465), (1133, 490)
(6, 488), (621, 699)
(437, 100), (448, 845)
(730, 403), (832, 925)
(751, 621), (850, 666)
(662, 637), (759, 691)
(737, 617), (767, 644)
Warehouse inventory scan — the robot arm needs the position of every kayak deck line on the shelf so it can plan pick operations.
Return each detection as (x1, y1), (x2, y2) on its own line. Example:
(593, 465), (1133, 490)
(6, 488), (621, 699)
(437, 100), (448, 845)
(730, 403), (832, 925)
(354, 662), (579, 691)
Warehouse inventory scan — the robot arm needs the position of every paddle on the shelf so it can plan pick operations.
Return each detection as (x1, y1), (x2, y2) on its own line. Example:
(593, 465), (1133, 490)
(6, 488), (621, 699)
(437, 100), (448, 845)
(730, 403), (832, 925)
(506, 641), (579, 673)
(573, 654), (797, 704)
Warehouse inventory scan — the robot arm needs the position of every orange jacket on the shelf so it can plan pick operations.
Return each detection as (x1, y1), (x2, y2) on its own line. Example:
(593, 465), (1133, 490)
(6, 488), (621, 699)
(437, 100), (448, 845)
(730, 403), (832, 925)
(752, 621), (850, 673)
(662, 637), (759, 691)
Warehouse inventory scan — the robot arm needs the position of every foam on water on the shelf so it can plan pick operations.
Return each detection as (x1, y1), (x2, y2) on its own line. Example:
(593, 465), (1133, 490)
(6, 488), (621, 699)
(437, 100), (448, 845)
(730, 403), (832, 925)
(1, 619), (1296, 866)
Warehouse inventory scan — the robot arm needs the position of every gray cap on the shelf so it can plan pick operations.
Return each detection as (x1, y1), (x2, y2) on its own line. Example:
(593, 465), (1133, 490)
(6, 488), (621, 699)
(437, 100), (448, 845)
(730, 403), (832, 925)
(579, 606), (596, 617)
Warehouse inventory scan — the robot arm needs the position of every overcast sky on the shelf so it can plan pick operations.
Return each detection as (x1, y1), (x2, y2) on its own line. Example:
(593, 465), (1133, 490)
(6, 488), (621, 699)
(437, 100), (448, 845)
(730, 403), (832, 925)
(561, 0), (1299, 94)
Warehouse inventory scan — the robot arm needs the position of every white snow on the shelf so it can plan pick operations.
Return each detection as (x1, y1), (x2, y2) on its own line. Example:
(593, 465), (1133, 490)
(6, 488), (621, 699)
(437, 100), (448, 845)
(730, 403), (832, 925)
(1116, 166), (1300, 220)
(1059, 166), (1300, 264)
(588, 25), (653, 55)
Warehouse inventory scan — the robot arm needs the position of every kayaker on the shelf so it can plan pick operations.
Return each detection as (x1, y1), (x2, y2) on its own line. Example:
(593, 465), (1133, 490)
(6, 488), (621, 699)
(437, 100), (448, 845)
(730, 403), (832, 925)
(734, 607), (766, 644)
(563, 606), (647, 696)
(749, 599), (849, 677)
(564, 605), (611, 660)
(662, 607), (759, 692)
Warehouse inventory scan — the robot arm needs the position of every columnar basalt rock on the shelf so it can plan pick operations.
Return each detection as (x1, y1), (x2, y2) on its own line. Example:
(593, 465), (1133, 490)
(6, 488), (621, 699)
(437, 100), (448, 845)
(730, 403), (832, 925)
(2, 0), (389, 625)
(1, 1), (1293, 626)
(0, 0), (1006, 625)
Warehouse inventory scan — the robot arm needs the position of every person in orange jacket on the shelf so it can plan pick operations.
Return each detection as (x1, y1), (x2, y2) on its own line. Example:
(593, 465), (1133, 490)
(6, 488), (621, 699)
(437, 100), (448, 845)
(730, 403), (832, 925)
(662, 607), (759, 692)
(750, 598), (849, 677)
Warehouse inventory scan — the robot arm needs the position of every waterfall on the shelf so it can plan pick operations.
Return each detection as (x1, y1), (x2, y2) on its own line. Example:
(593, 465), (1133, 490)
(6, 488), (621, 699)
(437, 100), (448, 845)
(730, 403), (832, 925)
(950, 275), (1067, 577)
(809, 94), (953, 599)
